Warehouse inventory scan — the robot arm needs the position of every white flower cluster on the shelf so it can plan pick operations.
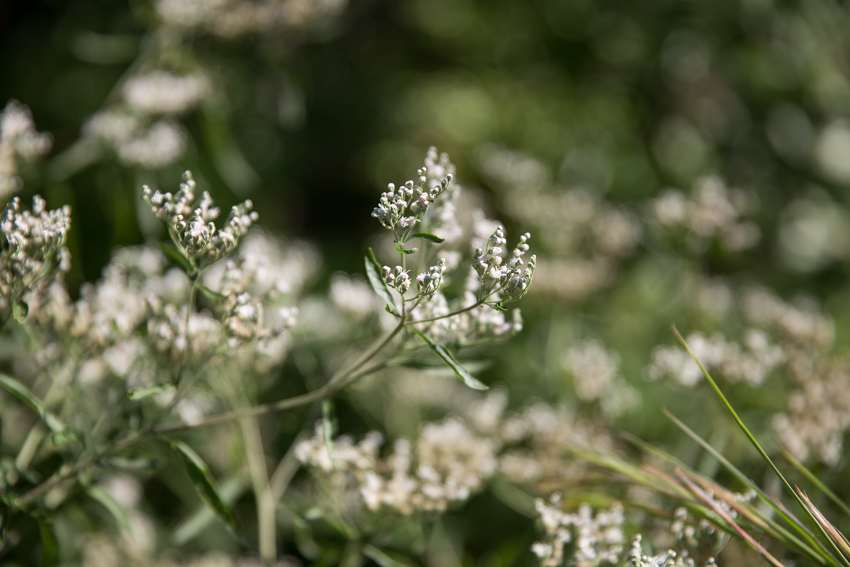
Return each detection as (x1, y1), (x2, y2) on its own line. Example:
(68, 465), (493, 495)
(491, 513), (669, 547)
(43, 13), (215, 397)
(381, 259), (446, 299)
(646, 329), (785, 388)
(142, 172), (258, 271)
(739, 287), (834, 350)
(156, 0), (347, 37)
(84, 108), (187, 169)
(329, 272), (382, 320)
(562, 340), (639, 417)
(628, 534), (716, 567)
(1, 196), (71, 312)
(650, 175), (760, 252)
(531, 496), (625, 567)
(411, 291), (524, 345)
(83, 71), (210, 169)
(297, 391), (613, 520)
(472, 227), (536, 302)
(0, 100), (52, 199)
(371, 147), (456, 244)
(296, 416), (498, 515)
(772, 361), (850, 466)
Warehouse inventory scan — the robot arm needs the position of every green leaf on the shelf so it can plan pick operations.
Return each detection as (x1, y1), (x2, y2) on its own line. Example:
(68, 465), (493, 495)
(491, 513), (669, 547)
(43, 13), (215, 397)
(410, 232), (445, 244)
(172, 472), (248, 546)
(160, 243), (191, 272)
(85, 486), (131, 531)
(38, 520), (59, 567)
(0, 373), (65, 432)
(393, 242), (417, 255)
(12, 300), (28, 323)
(197, 283), (226, 302)
(127, 383), (175, 401)
(365, 248), (399, 316)
(170, 440), (239, 535)
(363, 544), (414, 567)
(411, 329), (488, 390)
(490, 302), (507, 312)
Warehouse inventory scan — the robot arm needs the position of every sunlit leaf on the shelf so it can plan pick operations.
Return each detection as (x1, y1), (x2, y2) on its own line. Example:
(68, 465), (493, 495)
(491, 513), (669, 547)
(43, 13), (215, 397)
(170, 440), (239, 535)
(410, 232), (445, 243)
(412, 329), (488, 390)
(127, 383), (175, 401)
(393, 242), (417, 255)
(160, 243), (191, 272)
(86, 486), (131, 531)
(0, 373), (65, 432)
(363, 544), (414, 567)
(12, 300), (28, 323)
(197, 284), (226, 302)
(38, 520), (59, 567)
(365, 248), (399, 316)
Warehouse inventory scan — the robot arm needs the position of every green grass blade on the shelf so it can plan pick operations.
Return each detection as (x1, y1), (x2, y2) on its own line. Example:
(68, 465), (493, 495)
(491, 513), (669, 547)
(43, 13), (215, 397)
(781, 448), (850, 520)
(673, 326), (849, 567)
(665, 409), (830, 566)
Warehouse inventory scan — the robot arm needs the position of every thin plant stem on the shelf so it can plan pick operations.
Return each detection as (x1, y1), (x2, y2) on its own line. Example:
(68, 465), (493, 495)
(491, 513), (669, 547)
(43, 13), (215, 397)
(14, 316), (407, 509)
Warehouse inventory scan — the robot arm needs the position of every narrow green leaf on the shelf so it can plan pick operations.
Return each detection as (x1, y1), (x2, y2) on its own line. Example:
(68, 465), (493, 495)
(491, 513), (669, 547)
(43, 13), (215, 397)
(127, 383), (175, 401)
(411, 232), (445, 244)
(664, 410), (830, 566)
(412, 329), (488, 390)
(86, 486), (131, 531)
(38, 520), (59, 567)
(673, 326), (848, 567)
(12, 300), (28, 323)
(0, 373), (65, 432)
(781, 448), (850, 520)
(393, 242), (417, 255)
(172, 472), (248, 546)
(170, 440), (239, 535)
(365, 248), (399, 316)
(160, 243), (191, 272)
(197, 283), (226, 302)
(363, 544), (414, 567)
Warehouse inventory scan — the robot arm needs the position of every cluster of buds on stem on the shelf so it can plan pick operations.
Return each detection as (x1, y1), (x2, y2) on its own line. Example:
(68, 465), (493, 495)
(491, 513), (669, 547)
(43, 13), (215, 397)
(473, 228), (535, 302)
(142, 171), (258, 273)
(416, 258), (446, 299)
(371, 148), (454, 243)
(1, 196), (71, 311)
(382, 265), (411, 295)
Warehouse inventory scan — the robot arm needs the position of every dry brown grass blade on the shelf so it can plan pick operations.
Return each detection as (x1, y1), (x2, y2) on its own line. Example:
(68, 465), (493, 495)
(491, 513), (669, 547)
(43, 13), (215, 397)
(796, 488), (850, 561)
(676, 468), (785, 567)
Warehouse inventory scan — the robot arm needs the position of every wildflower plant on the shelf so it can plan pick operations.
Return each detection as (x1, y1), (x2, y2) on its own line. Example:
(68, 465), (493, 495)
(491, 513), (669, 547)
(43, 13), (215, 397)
(0, 146), (538, 565)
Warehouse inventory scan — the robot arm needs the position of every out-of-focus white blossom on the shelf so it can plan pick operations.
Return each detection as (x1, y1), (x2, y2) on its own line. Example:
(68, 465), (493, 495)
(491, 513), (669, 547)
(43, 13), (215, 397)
(0, 100), (52, 200)
(123, 71), (211, 115)
(1, 196), (71, 311)
(562, 340), (639, 416)
(650, 175), (760, 252)
(646, 329), (785, 388)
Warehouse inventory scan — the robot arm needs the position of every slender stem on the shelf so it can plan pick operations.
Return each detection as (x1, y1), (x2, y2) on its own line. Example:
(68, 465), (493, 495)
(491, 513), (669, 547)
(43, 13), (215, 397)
(238, 412), (276, 565)
(15, 318), (407, 509)
(410, 298), (488, 324)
